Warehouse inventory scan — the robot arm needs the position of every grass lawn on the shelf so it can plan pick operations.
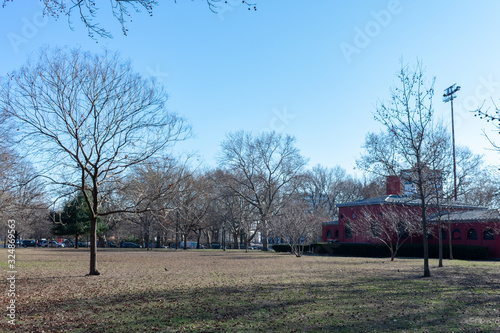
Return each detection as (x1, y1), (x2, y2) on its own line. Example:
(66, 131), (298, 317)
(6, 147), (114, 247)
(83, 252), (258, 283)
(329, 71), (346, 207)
(1, 248), (499, 332)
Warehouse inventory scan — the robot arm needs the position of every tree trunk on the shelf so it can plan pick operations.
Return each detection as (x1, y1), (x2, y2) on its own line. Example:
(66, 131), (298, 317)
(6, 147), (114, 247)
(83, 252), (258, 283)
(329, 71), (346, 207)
(421, 211), (431, 277)
(262, 220), (269, 251)
(145, 231), (150, 251)
(438, 220), (443, 267)
(233, 232), (238, 250)
(196, 229), (201, 249)
(175, 222), (179, 250)
(75, 234), (79, 249)
(448, 217), (454, 260)
(89, 216), (100, 275)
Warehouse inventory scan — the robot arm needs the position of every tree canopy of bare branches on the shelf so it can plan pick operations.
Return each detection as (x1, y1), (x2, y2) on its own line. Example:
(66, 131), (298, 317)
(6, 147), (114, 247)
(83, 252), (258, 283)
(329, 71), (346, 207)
(1, 47), (191, 275)
(357, 61), (443, 277)
(271, 198), (321, 257)
(347, 205), (421, 261)
(219, 131), (307, 251)
(474, 99), (500, 153)
(1, 1), (257, 39)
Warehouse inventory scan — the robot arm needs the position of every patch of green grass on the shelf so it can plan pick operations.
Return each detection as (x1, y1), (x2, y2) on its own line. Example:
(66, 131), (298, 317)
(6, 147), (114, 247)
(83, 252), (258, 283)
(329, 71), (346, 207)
(1, 249), (499, 332)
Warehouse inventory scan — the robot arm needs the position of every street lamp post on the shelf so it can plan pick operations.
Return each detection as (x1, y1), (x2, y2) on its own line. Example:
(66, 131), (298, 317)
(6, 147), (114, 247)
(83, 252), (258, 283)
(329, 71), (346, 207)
(443, 84), (461, 201)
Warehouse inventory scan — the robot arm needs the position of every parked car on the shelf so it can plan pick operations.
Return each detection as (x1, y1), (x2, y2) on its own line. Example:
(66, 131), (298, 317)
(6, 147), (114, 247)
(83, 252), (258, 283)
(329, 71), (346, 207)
(77, 241), (88, 248)
(48, 240), (65, 248)
(22, 239), (37, 247)
(38, 239), (48, 247)
(120, 242), (141, 248)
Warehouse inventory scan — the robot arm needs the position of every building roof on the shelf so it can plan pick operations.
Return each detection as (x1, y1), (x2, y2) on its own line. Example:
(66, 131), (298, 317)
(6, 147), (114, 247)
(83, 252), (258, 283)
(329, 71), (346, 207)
(428, 209), (500, 223)
(336, 195), (485, 210)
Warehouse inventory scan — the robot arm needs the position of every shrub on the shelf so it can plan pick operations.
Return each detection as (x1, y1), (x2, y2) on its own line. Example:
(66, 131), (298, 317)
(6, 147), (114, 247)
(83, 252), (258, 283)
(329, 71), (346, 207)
(398, 244), (489, 260)
(272, 244), (291, 253)
(309, 243), (489, 260)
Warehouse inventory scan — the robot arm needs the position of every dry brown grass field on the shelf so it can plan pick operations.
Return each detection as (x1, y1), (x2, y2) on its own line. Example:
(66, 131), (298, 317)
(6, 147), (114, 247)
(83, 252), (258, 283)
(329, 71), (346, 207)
(1, 248), (499, 332)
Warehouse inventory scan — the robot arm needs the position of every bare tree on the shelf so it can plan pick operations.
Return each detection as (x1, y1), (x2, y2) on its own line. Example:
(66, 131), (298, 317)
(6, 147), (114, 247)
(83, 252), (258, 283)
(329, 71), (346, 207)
(271, 198), (321, 257)
(463, 166), (500, 208)
(167, 170), (213, 250)
(1, 47), (190, 275)
(219, 131), (307, 251)
(1, 1), (257, 39)
(211, 169), (258, 250)
(357, 61), (442, 277)
(302, 165), (352, 221)
(474, 99), (500, 153)
(121, 157), (189, 250)
(347, 205), (421, 261)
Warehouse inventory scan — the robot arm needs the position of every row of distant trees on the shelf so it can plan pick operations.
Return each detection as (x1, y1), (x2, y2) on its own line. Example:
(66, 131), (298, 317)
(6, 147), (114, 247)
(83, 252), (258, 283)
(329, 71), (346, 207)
(46, 141), (388, 251)
(1, 48), (499, 277)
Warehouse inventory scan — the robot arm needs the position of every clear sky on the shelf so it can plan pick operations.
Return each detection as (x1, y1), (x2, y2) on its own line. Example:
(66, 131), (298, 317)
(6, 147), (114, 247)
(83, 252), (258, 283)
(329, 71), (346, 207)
(1, 1), (499, 175)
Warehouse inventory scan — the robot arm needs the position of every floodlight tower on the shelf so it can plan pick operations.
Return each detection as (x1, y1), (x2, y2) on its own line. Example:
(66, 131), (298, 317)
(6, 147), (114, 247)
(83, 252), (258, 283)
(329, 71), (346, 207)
(443, 84), (461, 201)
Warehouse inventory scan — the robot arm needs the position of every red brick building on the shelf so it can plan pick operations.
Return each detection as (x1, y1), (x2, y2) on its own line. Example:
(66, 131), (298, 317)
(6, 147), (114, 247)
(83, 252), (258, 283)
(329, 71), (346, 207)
(322, 176), (500, 259)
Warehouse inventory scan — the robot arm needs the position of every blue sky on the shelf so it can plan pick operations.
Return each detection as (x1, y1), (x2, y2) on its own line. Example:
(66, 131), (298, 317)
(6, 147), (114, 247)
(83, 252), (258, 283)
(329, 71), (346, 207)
(1, 1), (499, 175)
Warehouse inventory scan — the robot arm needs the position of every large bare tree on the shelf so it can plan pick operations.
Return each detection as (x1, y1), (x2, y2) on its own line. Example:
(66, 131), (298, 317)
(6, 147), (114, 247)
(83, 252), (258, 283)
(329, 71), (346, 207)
(1, 47), (190, 275)
(357, 61), (443, 277)
(219, 131), (307, 251)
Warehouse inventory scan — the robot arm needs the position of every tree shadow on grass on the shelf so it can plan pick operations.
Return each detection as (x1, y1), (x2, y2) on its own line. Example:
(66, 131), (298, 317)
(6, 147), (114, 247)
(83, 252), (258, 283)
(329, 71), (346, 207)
(9, 271), (500, 333)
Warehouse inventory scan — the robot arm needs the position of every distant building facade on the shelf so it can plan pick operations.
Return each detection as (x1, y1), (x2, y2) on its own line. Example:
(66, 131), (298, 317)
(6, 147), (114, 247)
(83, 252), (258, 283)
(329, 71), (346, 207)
(322, 176), (500, 259)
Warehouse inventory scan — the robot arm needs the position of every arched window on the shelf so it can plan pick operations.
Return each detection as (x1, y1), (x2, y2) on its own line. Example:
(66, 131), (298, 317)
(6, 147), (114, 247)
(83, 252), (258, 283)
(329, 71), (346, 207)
(327, 230), (332, 239)
(467, 228), (477, 240)
(345, 224), (352, 239)
(483, 228), (495, 240)
(441, 229), (447, 240)
(452, 229), (461, 240)
(335, 230), (339, 238)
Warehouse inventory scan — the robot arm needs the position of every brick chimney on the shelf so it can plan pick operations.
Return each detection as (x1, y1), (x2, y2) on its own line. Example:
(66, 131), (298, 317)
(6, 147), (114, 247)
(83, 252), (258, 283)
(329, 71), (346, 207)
(386, 175), (401, 195)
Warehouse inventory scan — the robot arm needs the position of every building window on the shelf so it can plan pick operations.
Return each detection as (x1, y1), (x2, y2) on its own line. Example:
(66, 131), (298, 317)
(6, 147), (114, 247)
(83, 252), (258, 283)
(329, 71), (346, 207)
(483, 228), (495, 240)
(340, 214), (344, 219)
(452, 229), (461, 240)
(467, 228), (477, 240)
(335, 230), (339, 238)
(327, 230), (332, 239)
(441, 229), (447, 240)
(345, 224), (352, 239)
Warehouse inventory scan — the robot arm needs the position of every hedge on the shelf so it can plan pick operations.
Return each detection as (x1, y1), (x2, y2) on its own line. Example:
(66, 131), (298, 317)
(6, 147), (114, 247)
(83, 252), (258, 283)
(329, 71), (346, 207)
(271, 244), (312, 253)
(309, 243), (489, 260)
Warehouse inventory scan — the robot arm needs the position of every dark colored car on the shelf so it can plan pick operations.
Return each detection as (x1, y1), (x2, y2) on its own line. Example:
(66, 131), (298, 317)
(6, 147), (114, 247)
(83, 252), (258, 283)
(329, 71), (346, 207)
(120, 242), (141, 248)
(22, 239), (37, 247)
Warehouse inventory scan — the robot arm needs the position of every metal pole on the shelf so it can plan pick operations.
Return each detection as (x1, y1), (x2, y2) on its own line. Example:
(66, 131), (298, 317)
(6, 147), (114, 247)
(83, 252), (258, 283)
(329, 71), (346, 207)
(450, 95), (457, 201)
(443, 84), (460, 201)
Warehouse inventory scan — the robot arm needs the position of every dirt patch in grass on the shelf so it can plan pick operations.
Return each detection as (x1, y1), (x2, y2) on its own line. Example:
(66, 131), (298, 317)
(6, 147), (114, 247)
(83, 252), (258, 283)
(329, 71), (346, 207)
(1, 248), (499, 332)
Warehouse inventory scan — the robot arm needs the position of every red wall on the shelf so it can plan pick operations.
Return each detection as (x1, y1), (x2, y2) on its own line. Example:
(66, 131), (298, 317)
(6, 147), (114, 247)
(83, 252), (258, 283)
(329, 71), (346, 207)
(321, 203), (500, 259)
